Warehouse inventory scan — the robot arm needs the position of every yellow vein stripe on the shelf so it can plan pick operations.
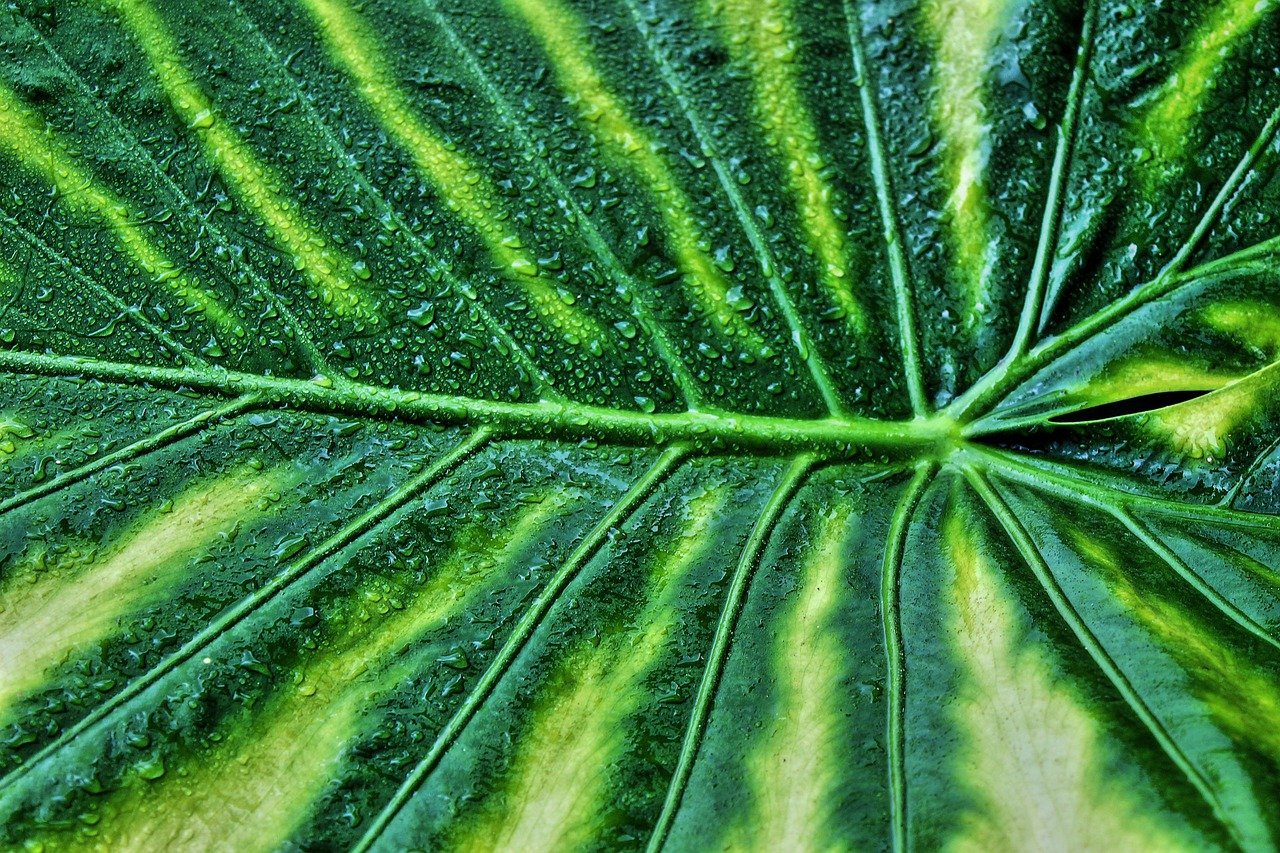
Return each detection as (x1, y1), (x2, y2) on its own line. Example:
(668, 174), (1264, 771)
(504, 0), (767, 353)
(618, 0), (845, 416)
(1070, 528), (1280, 766)
(17, 14), (333, 375)
(16, 493), (570, 852)
(924, 0), (1012, 316)
(351, 447), (687, 853)
(648, 457), (813, 853)
(412, 0), (701, 406)
(962, 466), (1244, 848)
(297, 0), (603, 348)
(105, 0), (375, 321)
(944, 506), (1186, 852)
(715, 0), (867, 335)
(450, 486), (725, 852)
(0, 83), (244, 341)
(0, 465), (293, 723)
(728, 502), (854, 852)
(195, 9), (563, 397)
(1141, 0), (1276, 164)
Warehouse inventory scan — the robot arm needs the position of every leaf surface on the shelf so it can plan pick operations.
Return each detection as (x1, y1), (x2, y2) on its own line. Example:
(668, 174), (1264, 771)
(2, 0), (1280, 849)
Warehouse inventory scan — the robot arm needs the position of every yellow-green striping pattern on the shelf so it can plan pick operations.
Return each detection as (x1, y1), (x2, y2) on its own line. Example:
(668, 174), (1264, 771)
(723, 502), (857, 852)
(447, 486), (726, 851)
(105, 0), (377, 321)
(298, 0), (606, 347)
(0, 465), (293, 722)
(713, 0), (868, 334)
(923, 0), (1012, 318)
(943, 506), (1187, 852)
(0, 82), (245, 341)
(504, 0), (770, 354)
(1140, 0), (1276, 165)
(1070, 527), (1280, 767)
(4, 0), (1280, 849)
(16, 489), (573, 851)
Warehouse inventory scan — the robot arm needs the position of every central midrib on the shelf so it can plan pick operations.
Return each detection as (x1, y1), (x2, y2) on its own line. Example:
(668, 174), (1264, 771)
(0, 349), (961, 458)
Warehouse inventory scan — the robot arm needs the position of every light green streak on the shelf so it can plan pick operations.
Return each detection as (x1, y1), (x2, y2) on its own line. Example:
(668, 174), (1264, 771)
(0, 82), (245, 339)
(715, 0), (867, 334)
(1140, 0), (1276, 164)
(450, 487), (725, 852)
(106, 0), (377, 320)
(924, 0), (1013, 317)
(727, 502), (855, 852)
(298, 0), (605, 347)
(504, 0), (769, 353)
(945, 507), (1188, 852)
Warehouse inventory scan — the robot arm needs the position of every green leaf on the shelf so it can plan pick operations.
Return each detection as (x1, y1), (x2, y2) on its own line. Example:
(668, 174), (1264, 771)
(2, 0), (1280, 849)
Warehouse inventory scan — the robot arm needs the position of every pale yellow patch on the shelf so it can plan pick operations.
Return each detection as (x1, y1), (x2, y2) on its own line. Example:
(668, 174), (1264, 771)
(107, 0), (375, 320)
(726, 503), (854, 853)
(945, 509), (1187, 853)
(1147, 369), (1267, 458)
(39, 492), (572, 852)
(1132, 299), (1280, 458)
(0, 466), (290, 718)
(451, 487), (725, 852)
(1203, 300), (1280, 358)
(714, 0), (866, 333)
(297, 0), (602, 346)
(504, 0), (767, 352)
(924, 0), (1012, 314)
(1141, 0), (1275, 163)
(1064, 356), (1237, 414)
(0, 83), (244, 338)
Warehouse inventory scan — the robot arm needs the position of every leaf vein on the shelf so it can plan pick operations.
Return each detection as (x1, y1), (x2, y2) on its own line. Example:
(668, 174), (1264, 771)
(645, 453), (815, 852)
(619, 0), (849, 417)
(0, 427), (491, 801)
(962, 466), (1245, 850)
(352, 444), (690, 852)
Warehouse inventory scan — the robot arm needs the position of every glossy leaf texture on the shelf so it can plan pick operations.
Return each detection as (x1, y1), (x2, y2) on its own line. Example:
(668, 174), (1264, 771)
(2, 0), (1280, 849)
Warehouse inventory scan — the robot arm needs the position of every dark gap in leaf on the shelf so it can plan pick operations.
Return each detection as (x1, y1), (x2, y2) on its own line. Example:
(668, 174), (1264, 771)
(1049, 390), (1213, 423)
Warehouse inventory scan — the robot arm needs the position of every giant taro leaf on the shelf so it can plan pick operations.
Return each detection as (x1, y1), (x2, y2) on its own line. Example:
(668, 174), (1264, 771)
(2, 0), (1280, 849)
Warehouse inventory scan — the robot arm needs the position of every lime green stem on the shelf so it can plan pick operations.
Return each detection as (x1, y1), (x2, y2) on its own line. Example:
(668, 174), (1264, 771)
(0, 349), (958, 458)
